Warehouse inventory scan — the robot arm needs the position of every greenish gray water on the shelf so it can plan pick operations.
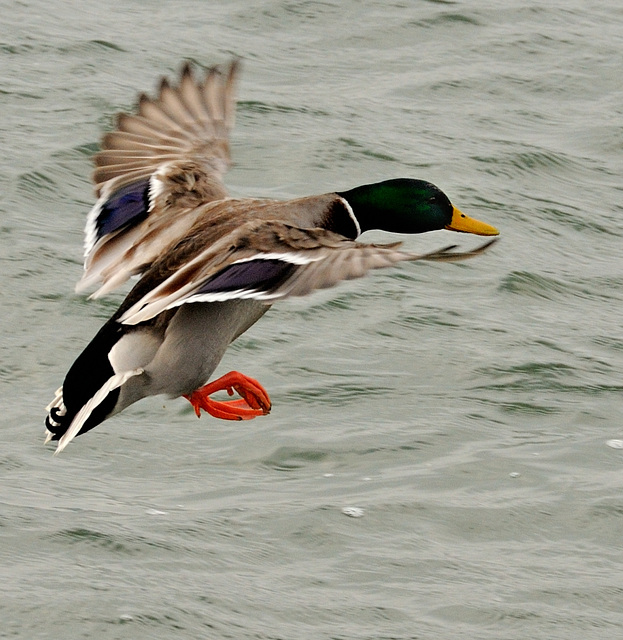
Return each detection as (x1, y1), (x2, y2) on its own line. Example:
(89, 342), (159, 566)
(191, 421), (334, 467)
(2, 1), (623, 638)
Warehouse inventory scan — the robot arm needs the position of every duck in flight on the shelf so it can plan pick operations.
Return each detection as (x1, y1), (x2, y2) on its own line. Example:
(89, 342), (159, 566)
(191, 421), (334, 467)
(45, 60), (499, 453)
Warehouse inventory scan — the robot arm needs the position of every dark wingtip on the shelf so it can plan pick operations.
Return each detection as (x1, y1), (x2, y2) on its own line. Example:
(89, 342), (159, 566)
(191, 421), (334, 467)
(180, 60), (194, 81)
(227, 57), (242, 75)
(158, 76), (171, 96)
(421, 237), (500, 263)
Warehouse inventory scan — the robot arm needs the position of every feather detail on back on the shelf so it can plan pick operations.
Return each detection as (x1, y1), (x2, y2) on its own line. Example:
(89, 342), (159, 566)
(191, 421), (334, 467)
(77, 61), (239, 297)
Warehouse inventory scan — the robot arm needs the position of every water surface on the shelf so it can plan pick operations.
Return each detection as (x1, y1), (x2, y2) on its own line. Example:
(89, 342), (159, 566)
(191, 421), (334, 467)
(1, 1), (623, 638)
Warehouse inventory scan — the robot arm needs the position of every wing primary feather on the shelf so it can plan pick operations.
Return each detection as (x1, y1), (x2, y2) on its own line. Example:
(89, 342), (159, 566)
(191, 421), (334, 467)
(81, 61), (240, 295)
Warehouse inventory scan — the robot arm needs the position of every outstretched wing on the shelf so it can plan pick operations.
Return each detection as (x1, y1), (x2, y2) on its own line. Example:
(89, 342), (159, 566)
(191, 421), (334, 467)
(118, 220), (498, 325)
(77, 60), (240, 297)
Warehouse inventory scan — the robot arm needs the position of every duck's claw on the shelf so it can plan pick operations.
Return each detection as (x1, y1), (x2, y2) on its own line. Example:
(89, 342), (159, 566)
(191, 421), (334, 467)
(183, 371), (272, 421)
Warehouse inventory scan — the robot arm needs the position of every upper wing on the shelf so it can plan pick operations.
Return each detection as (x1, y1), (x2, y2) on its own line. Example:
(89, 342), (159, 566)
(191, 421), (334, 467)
(118, 220), (498, 325)
(77, 60), (239, 297)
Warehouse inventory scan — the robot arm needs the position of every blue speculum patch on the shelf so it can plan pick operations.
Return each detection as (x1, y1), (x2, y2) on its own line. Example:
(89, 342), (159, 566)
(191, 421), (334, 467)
(198, 259), (296, 295)
(96, 178), (151, 241)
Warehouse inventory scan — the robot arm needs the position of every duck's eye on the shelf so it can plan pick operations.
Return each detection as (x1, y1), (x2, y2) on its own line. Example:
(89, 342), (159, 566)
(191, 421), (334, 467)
(428, 196), (438, 204)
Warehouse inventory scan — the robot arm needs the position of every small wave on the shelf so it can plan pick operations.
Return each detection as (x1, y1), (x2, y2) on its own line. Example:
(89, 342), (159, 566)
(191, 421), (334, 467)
(418, 12), (482, 28)
(58, 39), (128, 55)
(498, 270), (623, 303)
(499, 270), (572, 300)
(473, 147), (584, 181)
(261, 446), (330, 471)
(16, 170), (58, 198)
(51, 527), (176, 554)
(281, 379), (392, 406)
(239, 100), (329, 117)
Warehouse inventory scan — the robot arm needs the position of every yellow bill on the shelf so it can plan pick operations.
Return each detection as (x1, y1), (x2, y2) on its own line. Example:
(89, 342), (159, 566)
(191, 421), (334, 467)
(445, 206), (499, 236)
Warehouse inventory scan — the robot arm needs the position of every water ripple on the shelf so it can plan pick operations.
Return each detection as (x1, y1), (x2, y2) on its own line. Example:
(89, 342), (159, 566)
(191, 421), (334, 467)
(499, 271), (623, 303)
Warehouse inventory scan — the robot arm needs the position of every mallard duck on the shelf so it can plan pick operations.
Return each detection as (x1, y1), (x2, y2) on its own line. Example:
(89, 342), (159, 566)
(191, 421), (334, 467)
(44, 60), (499, 453)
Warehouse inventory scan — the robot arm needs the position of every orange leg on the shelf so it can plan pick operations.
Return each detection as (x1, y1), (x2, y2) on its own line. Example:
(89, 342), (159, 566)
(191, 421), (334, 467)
(183, 371), (272, 421)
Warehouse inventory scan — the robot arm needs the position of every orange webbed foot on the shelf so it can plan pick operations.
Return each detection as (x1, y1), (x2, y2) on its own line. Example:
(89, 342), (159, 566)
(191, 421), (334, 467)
(183, 371), (272, 421)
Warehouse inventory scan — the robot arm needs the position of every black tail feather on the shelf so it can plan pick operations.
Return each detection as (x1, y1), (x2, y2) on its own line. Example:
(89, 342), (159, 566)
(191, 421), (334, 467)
(45, 320), (123, 440)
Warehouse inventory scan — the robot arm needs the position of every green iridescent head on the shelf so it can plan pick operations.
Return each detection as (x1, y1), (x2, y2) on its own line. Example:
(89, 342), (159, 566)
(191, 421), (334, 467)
(338, 178), (499, 236)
